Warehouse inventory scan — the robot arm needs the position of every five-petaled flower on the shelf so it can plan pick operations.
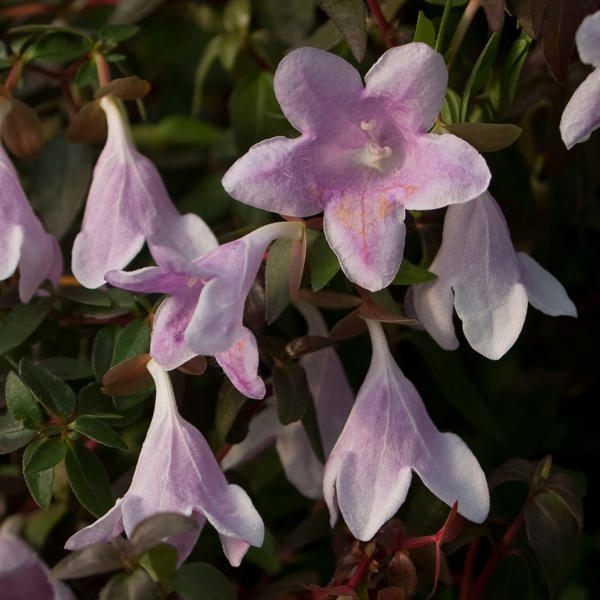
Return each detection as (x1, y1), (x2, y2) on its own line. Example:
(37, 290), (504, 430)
(72, 95), (217, 289)
(222, 43), (490, 292)
(65, 359), (264, 567)
(561, 9), (600, 148)
(0, 98), (62, 302)
(222, 300), (355, 498)
(106, 221), (304, 399)
(323, 319), (489, 542)
(408, 193), (577, 360)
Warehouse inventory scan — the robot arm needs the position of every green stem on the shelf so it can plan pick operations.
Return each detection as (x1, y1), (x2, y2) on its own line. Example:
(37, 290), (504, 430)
(446, 0), (482, 67)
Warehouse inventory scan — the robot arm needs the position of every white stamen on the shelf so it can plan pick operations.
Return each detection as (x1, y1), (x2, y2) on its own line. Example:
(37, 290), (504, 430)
(367, 142), (393, 160)
(360, 119), (377, 131)
(186, 276), (199, 288)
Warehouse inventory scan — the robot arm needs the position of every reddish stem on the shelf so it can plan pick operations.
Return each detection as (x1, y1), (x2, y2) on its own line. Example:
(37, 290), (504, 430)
(95, 52), (111, 87)
(366, 0), (395, 48)
(347, 553), (371, 589)
(4, 61), (22, 91)
(469, 511), (525, 599)
(0, 3), (56, 18)
(458, 538), (480, 600)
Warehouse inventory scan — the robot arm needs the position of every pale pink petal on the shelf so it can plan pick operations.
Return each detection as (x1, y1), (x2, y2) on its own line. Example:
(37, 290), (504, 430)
(323, 190), (406, 292)
(576, 10), (600, 66)
(222, 136), (323, 217)
(399, 133), (491, 211)
(364, 43), (448, 133)
(273, 47), (363, 134)
(215, 329), (265, 399)
(17, 230), (61, 302)
(105, 266), (189, 295)
(560, 68), (600, 149)
(517, 253), (578, 317)
(0, 224), (23, 281)
(64, 500), (124, 550)
(218, 536), (250, 568)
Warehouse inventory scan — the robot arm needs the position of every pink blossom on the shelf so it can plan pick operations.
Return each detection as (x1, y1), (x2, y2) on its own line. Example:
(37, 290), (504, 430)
(106, 221), (304, 399)
(408, 193), (577, 360)
(222, 300), (355, 498)
(561, 10), (600, 148)
(65, 360), (264, 567)
(0, 99), (62, 302)
(72, 96), (217, 289)
(222, 43), (490, 291)
(323, 319), (489, 542)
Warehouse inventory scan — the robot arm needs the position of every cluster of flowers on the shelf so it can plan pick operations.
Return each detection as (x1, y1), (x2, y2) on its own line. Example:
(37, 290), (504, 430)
(3, 8), (597, 574)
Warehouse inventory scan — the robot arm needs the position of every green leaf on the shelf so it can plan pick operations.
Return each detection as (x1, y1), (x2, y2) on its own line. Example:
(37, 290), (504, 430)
(301, 390), (325, 463)
(23, 437), (67, 472)
(133, 116), (223, 149)
(52, 543), (123, 579)
(61, 286), (112, 307)
(19, 359), (76, 418)
(264, 0), (315, 44)
(501, 31), (532, 107)
(111, 319), (151, 367)
(434, 0), (456, 53)
(0, 299), (50, 354)
(38, 357), (94, 380)
(192, 35), (222, 117)
(130, 513), (198, 556)
(245, 529), (281, 574)
(65, 443), (113, 517)
(22, 440), (54, 508)
(77, 383), (122, 419)
(229, 71), (294, 153)
(223, 0), (251, 35)
(265, 238), (292, 324)
(24, 503), (67, 548)
(215, 380), (251, 444)
(442, 122), (522, 153)
(525, 492), (581, 593)
(440, 88), (462, 125)
(100, 569), (159, 600)
(5, 371), (44, 428)
(73, 59), (97, 87)
(99, 24), (140, 44)
(0, 411), (36, 454)
(172, 562), (236, 600)
(93, 325), (118, 381)
(28, 32), (90, 63)
(413, 11), (436, 47)
(392, 259), (436, 285)
(70, 417), (128, 451)
(316, 0), (367, 61)
(139, 543), (178, 584)
(309, 233), (340, 291)
(273, 363), (312, 425)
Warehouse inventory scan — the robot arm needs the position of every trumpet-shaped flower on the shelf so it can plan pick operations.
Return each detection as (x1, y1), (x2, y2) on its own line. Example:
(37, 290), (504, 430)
(0, 533), (74, 600)
(222, 301), (354, 498)
(408, 193), (577, 360)
(0, 99), (62, 302)
(561, 10), (600, 148)
(72, 96), (218, 288)
(222, 43), (490, 292)
(106, 221), (304, 398)
(65, 360), (264, 567)
(323, 319), (489, 542)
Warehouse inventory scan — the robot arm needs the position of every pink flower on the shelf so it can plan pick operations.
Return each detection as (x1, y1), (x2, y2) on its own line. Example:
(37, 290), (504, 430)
(72, 96), (217, 288)
(561, 10), (600, 148)
(0, 533), (74, 599)
(408, 193), (577, 360)
(106, 221), (304, 399)
(323, 319), (489, 542)
(222, 301), (355, 498)
(0, 99), (62, 302)
(222, 43), (490, 292)
(65, 360), (264, 567)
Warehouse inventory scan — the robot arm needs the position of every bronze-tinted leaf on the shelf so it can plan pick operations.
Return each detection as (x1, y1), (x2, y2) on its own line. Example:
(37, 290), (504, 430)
(0, 93), (43, 158)
(101, 353), (152, 396)
(442, 122), (522, 152)
(67, 99), (107, 144)
(94, 76), (151, 100)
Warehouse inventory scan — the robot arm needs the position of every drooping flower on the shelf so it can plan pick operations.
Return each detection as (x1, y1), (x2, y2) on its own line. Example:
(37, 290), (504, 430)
(0, 533), (75, 599)
(560, 10), (600, 148)
(106, 221), (304, 398)
(408, 193), (577, 360)
(222, 300), (355, 498)
(323, 319), (489, 542)
(72, 96), (218, 289)
(222, 43), (490, 292)
(0, 98), (62, 302)
(65, 359), (264, 567)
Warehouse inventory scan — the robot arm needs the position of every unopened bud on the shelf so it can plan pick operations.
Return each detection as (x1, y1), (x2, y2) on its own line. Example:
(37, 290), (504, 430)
(94, 76), (151, 101)
(67, 99), (108, 144)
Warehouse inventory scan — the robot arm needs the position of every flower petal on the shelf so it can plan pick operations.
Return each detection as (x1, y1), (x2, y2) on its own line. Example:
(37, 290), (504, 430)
(273, 47), (363, 134)
(215, 328), (266, 399)
(364, 43), (448, 133)
(222, 136), (323, 217)
(0, 223), (23, 281)
(17, 230), (61, 303)
(560, 68), (600, 149)
(399, 133), (491, 211)
(323, 190), (406, 292)
(106, 266), (188, 295)
(517, 253), (578, 317)
(576, 10), (600, 66)
(64, 500), (124, 550)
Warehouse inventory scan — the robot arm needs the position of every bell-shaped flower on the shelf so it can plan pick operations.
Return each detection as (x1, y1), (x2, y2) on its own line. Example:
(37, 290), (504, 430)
(0, 533), (75, 599)
(72, 96), (218, 288)
(106, 221), (304, 399)
(222, 43), (490, 292)
(408, 193), (577, 360)
(65, 359), (264, 567)
(323, 319), (489, 542)
(222, 300), (355, 498)
(560, 10), (600, 148)
(0, 98), (62, 302)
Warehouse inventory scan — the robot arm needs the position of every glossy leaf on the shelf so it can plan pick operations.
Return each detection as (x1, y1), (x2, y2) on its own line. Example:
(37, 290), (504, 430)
(111, 319), (151, 367)
(93, 325), (118, 381)
(5, 371), (44, 428)
(273, 363), (312, 424)
(0, 411), (36, 454)
(392, 259), (436, 285)
(27, 32), (90, 63)
(316, 0), (367, 61)
(38, 356), (94, 380)
(22, 440), (54, 508)
(0, 300), (50, 354)
(413, 11), (436, 47)
(70, 416), (128, 451)
(172, 562), (236, 600)
(52, 543), (123, 579)
(23, 437), (67, 473)
(139, 543), (178, 584)
(309, 233), (340, 291)
(265, 238), (292, 324)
